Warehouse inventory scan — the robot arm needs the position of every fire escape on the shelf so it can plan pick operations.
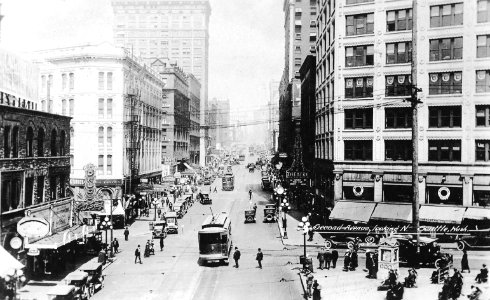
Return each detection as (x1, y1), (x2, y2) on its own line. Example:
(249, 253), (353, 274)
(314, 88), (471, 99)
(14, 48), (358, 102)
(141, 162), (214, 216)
(124, 89), (141, 195)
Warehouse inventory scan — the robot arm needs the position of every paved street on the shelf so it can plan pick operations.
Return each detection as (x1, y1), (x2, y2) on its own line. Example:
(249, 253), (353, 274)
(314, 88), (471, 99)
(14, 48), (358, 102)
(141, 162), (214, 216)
(93, 164), (303, 300)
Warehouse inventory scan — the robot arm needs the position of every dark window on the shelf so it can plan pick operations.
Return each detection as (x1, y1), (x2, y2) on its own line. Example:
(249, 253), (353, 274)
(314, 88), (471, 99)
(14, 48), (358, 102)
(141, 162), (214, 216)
(346, 13), (374, 36)
(344, 140), (373, 161)
(59, 131), (66, 156)
(387, 9), (412, 32)
(429, 37), (463, 61)
(476, 140), (490, 161)
(37, 128), (45, 157)
(345, 77), (373, 98)
(50, 129), (57, 156)
(26, 127), (34, 157)
(477, 35), (490, 58)
(476, 105), (490, 127)
(344, 108), (373, 129)
(428, 106), (462, 128)
(428, 140), (461, 161)
(385, 75), (412, 96)
(430, 3), (463, 27)
(346, 0), (373, 4)
(385, 107), (412, 128)
(3, 126), (10, 158)
(11, 126), (19, 158)
(345, 45), (374, 67)
(98, 155), (104, 174)
(478, 0), (490, 23)
(385, 140), (412, 161)
(476, 70), (490, 93)
(386, 41), (412, 64)
(428, 72), (462, 95)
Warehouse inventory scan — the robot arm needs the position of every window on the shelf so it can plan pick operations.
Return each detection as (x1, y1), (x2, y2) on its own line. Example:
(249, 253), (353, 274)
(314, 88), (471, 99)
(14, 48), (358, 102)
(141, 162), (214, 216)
(385, 75), (412, 96)
(98, 155), (104, 174)
(385, 107), (412, 128)
(428, 106), (462, 128)
(386, 42), (412, 64)
(37, 128), (45, 157)
(98, 72), (104, 90)
(107, 72), (113, 90)
(69, 99), (74, 116)
(59, 131), (66, 156)
(3, 126), (10, 158)
(387, 9), (412, 31)
(345, 77), (373, 98)
(62, 74), (67, 90)
(476, 70), (490, 93)
(428, 140), (461, 161)
(50, 129), (57, 156)
(98, 99), (105, 118)
(107, 99), (113, 118)
(345, 108), (373, 129)
(62, 99), (67, 115)
(431, 3), (463, 27)
(429, 37), (463, 61)
(98, 127), (104, 146)
(478, 0), (490, 23)
(107, 155), (113, 175)
(344, 140), (373, 161)
(11, 127), (18, 158)
(429, 72), (462, 95)
(476, 140), (490, 161)
(385, 140), (412, 161)
(477, 35), (490, 58)
(346, 13), (374, 36)
(69, 73), (74, 90)
(26, 127), (34, 157)
(346, 0), (373, 4)
(476, 105), (490, 126)
(345, 45), (374, 67)
(107, 127), (112, 146)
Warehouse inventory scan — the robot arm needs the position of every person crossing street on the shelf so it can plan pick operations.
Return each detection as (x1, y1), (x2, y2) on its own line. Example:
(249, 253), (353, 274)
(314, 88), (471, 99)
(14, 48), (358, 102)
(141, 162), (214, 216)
(256, 248), (263, 269)
(233, 247), (241, 268)
(134, 245), (142, 264)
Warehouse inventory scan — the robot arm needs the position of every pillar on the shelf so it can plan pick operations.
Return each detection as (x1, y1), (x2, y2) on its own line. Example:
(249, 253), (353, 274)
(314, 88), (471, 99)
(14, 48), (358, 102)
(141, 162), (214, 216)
(418, 173), (427, 204)
(333, 171), (343, 201)
(32, 176), (38, 204)
(373, 172), (383, 202)
(462, 174), (473, 207)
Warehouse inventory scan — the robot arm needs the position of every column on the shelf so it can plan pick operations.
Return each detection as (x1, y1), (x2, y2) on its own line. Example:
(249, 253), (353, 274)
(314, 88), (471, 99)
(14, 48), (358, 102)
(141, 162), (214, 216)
(462, 174), (473, 207)
(32, 176), (38, 204)
(373, 172), (383, 202)
(333, 171), (343, 201)
(418, 173), (427, 204)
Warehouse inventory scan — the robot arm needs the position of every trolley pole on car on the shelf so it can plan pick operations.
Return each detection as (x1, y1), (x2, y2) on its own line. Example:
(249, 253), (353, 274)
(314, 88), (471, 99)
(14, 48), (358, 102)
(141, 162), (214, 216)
(410, 0), (422, 258)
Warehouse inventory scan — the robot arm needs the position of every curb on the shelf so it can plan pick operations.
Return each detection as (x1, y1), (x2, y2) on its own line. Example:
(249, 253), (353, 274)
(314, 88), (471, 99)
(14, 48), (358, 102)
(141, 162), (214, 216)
(298, 272), (308, 299)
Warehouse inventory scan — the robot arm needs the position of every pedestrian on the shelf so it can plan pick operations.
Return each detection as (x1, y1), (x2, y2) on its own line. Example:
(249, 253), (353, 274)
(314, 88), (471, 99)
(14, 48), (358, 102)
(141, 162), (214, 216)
(134, 245), (142, 264)
(317, 248), (325, 270)
(249, 189), (252, 200)
(124, 227), (129, 241)
(214, 186), (217, 193)
(256, 248), (263, 269)
(307, 228), (314, 242)
(160, 237), (164, 251)
(324, 249), (332, 270)
(233, 247), (241, 268)
(343, 250), (351, 272)
(349, 250), (358, 271)
(475, 264), (488, 283)
(253, 203), (257, 212)
(306, 274), (314, 297)
(461, 249), (470, 273)
(113, 238), (119, 253)
(331, 249), (338, 269)
(312, 282), (321, 300)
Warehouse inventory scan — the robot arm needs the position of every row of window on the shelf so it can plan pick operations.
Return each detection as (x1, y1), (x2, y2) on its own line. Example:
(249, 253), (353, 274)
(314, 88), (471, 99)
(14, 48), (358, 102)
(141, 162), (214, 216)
(98, 154), (113, 175)
(98, 98), (113, 119)
(343, 106), (490, 130)
(344, 139), (490, 162)
(2, 126), (67, 159)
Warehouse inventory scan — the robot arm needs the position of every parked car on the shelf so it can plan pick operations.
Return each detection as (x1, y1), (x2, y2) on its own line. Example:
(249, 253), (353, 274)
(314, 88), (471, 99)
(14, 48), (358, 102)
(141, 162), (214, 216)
(456, 229), (490, 250)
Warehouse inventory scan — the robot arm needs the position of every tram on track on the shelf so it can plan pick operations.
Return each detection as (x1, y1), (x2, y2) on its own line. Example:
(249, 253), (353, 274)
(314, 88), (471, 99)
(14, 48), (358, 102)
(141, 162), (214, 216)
(198, 212), (232, 265)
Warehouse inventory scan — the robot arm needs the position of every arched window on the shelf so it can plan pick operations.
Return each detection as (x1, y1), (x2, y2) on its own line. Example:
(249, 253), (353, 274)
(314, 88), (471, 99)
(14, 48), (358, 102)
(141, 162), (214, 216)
(50, 129), (57, 156)
(59, 130), (66, 156)
(11, 126), (19, 158)
(98, 127), (104, 145)
(37, 128), (45, 157)
(3, 126), (10, 158)
(107, 127), (112, 146)
(26, 127), (34, 157)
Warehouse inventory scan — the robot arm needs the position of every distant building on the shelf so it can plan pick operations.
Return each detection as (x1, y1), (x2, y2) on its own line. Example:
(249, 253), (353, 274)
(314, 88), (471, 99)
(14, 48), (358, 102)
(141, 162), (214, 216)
(209, 98), (231, 150)
(299, 55), (316, 172)
(268, 81), (280, 152)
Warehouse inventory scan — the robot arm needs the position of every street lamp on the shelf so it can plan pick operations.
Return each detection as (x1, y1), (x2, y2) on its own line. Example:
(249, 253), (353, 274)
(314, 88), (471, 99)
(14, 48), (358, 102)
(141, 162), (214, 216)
(281, 198), (291, 239)
(4, 268), (26, 299)
(152, 198), (158, 221)
(298, 216), (311, 273)
(101, 217), (113, 256)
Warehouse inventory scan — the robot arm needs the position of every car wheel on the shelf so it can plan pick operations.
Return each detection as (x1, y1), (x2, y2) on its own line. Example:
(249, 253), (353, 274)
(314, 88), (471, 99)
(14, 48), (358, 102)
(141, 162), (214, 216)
(347, 241), (354, 250)
(324, 240), (333, 249)
(456, 241), (465, 251)
(365, 236), (375, 244)
(435, 258), (443, 269)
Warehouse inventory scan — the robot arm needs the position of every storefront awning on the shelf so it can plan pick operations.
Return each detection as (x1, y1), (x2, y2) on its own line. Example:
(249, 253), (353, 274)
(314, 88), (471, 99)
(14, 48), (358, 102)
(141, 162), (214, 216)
(330, 201), (376, 223)
(26, 225), (89, 250)
(371, 203), (413, 223)
(463, 207), (490, 221)
(419, 205), (465, 224)
(0, 246), (24, 277)
(183, 162), (194, 171)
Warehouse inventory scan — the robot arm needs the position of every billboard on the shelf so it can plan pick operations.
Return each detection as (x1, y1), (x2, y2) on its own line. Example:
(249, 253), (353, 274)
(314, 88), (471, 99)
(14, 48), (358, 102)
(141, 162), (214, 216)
(0, 48), (39, 102)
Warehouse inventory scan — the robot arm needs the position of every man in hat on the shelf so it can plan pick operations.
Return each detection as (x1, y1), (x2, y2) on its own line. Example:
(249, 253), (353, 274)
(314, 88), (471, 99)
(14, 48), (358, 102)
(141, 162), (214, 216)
(317, 248), (325, 270)
(233, 247), (241, 268)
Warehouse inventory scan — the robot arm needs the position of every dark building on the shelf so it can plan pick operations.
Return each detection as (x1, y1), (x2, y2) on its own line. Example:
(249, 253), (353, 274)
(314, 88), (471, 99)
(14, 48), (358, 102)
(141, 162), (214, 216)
(299, 55), (316, 171)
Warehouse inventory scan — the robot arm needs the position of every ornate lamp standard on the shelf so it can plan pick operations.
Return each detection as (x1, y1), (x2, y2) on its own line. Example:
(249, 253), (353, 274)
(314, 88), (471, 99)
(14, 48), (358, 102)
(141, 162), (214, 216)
(4, 268), (26, 299)
(101, 217), (113, 256)
(298, 216), (311, 272)
(280, 198), (291, 239)
(152, 198), (158, 221)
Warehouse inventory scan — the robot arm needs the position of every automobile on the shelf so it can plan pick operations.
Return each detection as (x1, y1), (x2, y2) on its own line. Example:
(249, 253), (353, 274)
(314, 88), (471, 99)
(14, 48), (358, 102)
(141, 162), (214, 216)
(200, 193), (212, 205)
(78, 261), (104, 297)
(396, 236), (453, 268)
(61, 271), (89, 300)
(456, 229), (490, 250)
(203, 178), (211, 185)
(244, 209), (256, 223)
(152, 220), (168, 239)
(323, 236), (358, 250)
(46, 284), (77, 300)
(263, 204), (276, 223)
(165, 212), (179, 234)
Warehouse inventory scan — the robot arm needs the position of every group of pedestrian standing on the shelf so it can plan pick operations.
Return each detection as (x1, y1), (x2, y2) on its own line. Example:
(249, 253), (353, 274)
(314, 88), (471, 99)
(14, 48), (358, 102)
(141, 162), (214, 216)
(306, 274), (322, 300)
(316, 248), (338, 270)
(343, 249), (358, 272)
(232, 247), (264, 269)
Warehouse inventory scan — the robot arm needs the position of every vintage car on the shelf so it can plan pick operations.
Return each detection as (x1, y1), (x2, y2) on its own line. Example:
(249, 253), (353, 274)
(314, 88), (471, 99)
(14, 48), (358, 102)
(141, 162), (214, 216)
(263, 204), (277, 223)
(203, 177), (212, 185)
(323, 236), (358, 250)
(396, 236), (453, 268)
(200, 193), (212, 205)
(78, 261), (104, 296)
(174, 201), (186, 218)
(152, 220), (168, 239)
(62, 271), (90, 300)
(47, 285), (77, 300)
(165, 212), (179, 234)
(456, 228), (490, 250)
(244, 209), (256, 223)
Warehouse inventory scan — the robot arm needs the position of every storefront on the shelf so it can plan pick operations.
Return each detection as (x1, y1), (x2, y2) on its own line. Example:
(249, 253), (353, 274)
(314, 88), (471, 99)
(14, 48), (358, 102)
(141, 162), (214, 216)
(328, 200), (376, 224)
(425, 174), (463, 205)
(341, 172), (374, 201)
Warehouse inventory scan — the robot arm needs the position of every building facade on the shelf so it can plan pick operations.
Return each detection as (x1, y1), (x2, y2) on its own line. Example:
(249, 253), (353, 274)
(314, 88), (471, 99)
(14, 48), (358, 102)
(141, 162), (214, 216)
(111, 0), (211, 166)
(188, 74), (201, 165)
(268, 81), (280, 152)
(208, 98), (231, 151)
(316, 0), (490, 212)
(36, 44), (165, 200)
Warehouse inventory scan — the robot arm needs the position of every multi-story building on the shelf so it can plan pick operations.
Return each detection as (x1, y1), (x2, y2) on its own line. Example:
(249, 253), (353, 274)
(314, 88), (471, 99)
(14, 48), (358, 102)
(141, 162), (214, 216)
(188, 74), (201, 165)
(279, 0), (317, 158)
(36, 44), (165, 199)
(209, 98), (231, 151)
(317, 0), (490, 221)
(111, 0), (211, 166)
(0, 3), (3, 44)
(268, 81), (280, 152)
(299, 55), (316, 172)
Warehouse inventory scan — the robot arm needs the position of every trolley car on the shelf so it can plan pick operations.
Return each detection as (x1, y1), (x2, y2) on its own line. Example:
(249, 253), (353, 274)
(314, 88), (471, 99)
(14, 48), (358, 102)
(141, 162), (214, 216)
(198, 212), (233, 265)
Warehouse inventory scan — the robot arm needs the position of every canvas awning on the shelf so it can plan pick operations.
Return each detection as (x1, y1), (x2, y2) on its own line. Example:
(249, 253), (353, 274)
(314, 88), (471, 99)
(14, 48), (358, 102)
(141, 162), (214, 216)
(183, 162), (194, 171)
(419, 205), (465, 224)
(463, 207), (490, 221)
(0, 246), (24, 277)
(329, 201), (376, 224)
(371, 203), (413, 223)
(26, 225), (89, 249)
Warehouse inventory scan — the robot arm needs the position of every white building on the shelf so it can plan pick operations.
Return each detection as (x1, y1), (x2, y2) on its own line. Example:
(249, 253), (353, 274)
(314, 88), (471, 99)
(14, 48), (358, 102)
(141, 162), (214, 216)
(316, 0), (490, 216)
(36, 43), (165, 200)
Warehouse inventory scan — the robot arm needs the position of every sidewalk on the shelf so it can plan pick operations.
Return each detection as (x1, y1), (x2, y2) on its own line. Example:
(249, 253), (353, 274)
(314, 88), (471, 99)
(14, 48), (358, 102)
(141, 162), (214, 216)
(276, 209), (327, 248)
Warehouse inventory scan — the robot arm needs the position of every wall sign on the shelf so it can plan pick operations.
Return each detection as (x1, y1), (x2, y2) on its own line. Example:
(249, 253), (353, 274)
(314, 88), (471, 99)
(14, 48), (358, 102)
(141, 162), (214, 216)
(17, 217), (50, 240)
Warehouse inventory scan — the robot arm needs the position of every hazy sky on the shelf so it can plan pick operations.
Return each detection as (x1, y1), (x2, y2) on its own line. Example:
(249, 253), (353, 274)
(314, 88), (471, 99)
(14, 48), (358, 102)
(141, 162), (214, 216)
(0, 0), (284, 111)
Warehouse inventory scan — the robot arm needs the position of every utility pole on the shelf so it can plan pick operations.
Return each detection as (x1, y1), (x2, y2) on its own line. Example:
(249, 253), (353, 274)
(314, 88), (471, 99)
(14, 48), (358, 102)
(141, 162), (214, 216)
(410, 0), (422, 255)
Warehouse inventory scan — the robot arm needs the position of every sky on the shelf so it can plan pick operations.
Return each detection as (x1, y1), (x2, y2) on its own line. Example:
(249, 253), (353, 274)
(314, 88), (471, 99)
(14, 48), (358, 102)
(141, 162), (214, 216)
(0, 0), (284, 112)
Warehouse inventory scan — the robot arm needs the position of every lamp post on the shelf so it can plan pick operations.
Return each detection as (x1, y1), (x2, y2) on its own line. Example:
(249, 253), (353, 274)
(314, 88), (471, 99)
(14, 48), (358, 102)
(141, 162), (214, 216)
(4, 268), (26, 299)
(101, 217), (113, 256)
(298, 216), (311, 272)
(281, 198), (291, 239)
(152, 198), (158, 221)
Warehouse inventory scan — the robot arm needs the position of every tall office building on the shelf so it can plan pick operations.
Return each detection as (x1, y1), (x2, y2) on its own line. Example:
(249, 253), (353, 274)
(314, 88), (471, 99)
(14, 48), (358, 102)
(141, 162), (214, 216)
(315, 0), (490, 218)
(268, 81), (280, 152)
(111, 0), (211, 165)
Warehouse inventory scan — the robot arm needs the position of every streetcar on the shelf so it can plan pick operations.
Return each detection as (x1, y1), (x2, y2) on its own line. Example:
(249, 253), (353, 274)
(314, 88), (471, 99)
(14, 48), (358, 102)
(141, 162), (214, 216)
(222, 173), (234, 191)
(198, 212), (233, 265)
